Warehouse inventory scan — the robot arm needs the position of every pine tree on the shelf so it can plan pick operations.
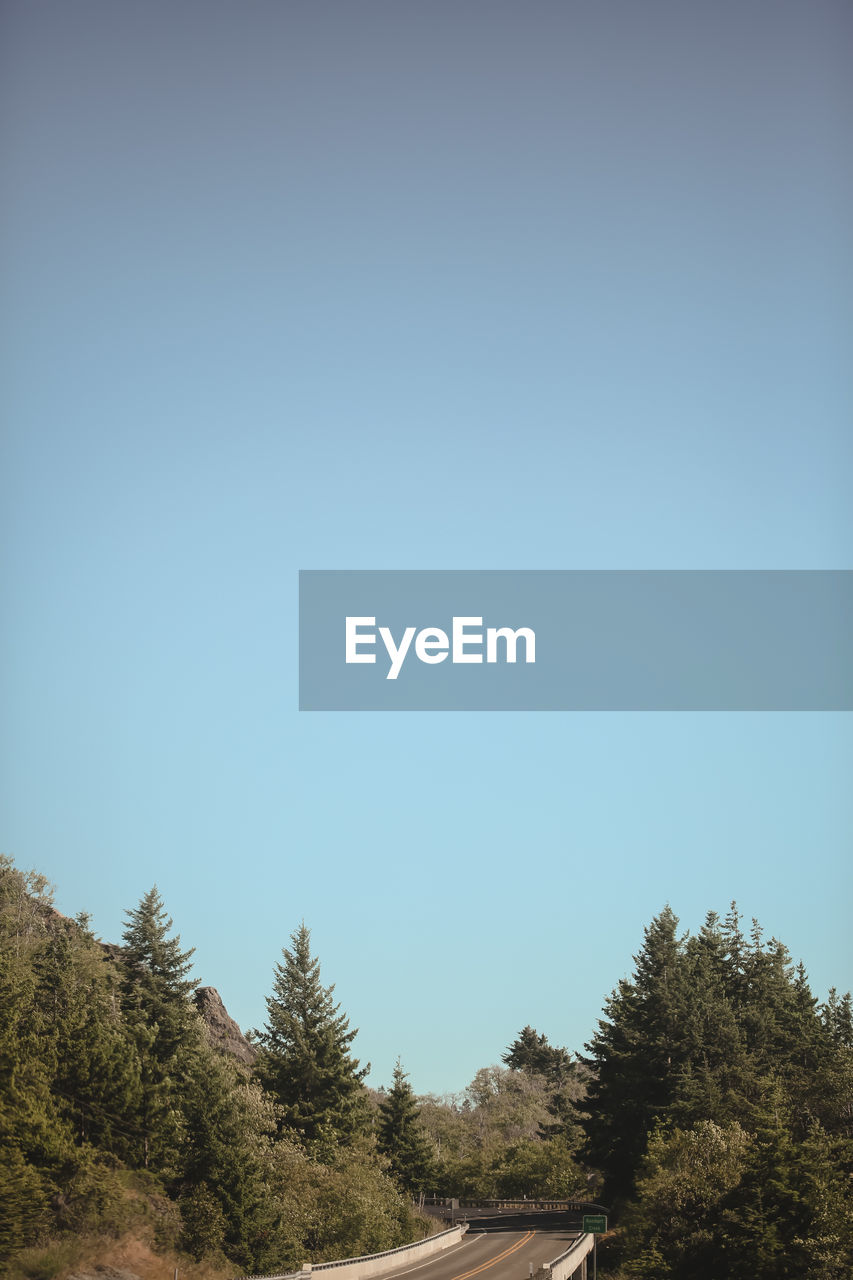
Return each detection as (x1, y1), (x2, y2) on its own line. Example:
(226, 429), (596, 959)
(822, 989), (853, 1049)
(257, 923), (368, 1149)
(581, 905), (690, 1201)
(502, 1027), (581, 1143)
(503, 1027), (572, 1078)
(0, 858), (77, 1254)
(377, 1060), (436, 1194)
(0, 1143), (50, 1258)
(670, 918), (752, 1130)
(120, 886), (200, 1169)
(818, 989), (853, 1142)
(584, 902), (853, 1272)
(122, 888), (197, 1035)
(175, 1042), (291, 1271)
(34, 915), (142, 1163)
(719, 1109), (853, 1279)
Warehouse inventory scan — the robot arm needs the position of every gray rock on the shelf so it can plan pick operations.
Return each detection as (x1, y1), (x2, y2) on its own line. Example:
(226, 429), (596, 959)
(195, 985), (257, 1065)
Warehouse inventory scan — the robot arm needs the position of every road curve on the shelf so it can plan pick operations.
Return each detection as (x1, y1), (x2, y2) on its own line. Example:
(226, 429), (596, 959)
(379, 1226), (580, 1280)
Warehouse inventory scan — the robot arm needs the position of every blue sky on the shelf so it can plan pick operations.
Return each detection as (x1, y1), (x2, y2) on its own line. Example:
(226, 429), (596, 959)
(2, 1), (851, 1095)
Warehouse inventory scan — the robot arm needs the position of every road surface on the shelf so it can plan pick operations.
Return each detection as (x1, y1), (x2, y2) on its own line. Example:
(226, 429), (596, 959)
(380, 1220), (580, 1280)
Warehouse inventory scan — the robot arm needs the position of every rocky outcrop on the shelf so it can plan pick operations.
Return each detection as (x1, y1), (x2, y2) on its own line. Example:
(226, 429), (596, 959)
(45, 903), (258, 1069)
(194, 985), (257, 1065)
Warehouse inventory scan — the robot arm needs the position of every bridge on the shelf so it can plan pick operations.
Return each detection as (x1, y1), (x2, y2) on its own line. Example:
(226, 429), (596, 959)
(242, 1201), (609, 1280)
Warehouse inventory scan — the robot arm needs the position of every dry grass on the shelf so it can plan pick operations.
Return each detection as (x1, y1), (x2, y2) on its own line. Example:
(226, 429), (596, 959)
(2, 1233), (235, 1280)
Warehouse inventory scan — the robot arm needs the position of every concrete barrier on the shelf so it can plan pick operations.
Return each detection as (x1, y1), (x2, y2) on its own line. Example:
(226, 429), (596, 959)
(240, 1223), (469, 1280)
(539, 1234), (595, 1280)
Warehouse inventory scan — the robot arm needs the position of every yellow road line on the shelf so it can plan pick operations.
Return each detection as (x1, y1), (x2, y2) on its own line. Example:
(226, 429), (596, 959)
(451, 1230), (536, 1280)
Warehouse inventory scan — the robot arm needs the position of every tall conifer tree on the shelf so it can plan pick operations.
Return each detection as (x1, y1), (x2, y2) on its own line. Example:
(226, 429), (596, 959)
(582, 905), (690, 1201)
(257, 923), (368, 1148)
(122, 887), (197, 1037)
(120, 886), (199, 1168)
(377, 1060), (436, 1194)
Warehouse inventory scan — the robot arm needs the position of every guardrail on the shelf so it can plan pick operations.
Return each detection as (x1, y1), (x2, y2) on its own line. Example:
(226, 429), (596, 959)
(424, 1198), (608, 1214)
(541, 1234), (595, 1280)
(239, 1223), (468, 1280)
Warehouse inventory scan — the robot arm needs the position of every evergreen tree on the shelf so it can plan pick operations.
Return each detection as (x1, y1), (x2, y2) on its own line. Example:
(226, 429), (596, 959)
(503, 1026), (582, 1143)
(33, 914), (143, 1164)
(581, 905), (690, 1201)
(0, 858), (429, 1273)
(503, 1026), (573, 1079)
(719, 1110), (853, 1279)
(175, 1041), (292, 1271)
(669, 917), (752, 1130)
(0, 1142), (50, 1257)
(583, 902), (853, 1273)
(0, 862), (140, 1253)
(257, 923), (368, 1149)
(0, 859), (76, 1254)
(119, 886), (200, 1169)
(377, 1060), (436, 1194)
(819, 989), (853, 1143)
(822, 988), (853, 1049)
(121, 886), (198, 1051)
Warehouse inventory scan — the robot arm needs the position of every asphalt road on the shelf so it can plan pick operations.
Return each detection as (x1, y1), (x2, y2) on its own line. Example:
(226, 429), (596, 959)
(379, 1223), (580, 1280)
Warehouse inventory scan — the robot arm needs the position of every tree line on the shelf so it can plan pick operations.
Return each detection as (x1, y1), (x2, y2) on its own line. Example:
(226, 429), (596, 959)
(1, 854), (851, 1279)
(0, 859), (428, 1274)
(580, 905), (853, 1278)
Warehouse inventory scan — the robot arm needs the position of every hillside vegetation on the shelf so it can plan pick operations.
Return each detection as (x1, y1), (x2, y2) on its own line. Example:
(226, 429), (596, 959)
(1, 855), (851, 1279)
(0, 858), (427, 1277)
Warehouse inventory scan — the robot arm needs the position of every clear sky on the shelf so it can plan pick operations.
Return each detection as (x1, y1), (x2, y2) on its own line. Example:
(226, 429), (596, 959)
(2, 1), (851, 1096)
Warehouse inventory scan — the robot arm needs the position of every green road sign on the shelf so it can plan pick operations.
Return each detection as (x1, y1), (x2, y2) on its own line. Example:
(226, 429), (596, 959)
(583, 1215), (607, 1234)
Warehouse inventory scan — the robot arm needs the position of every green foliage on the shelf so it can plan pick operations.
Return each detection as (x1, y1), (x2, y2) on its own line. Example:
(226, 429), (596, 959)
(243, 1132), (429, 1271)
(623, 1115), (853, 1280)
(114, 886), (207, 1174)
(621, 1120), (751, 1277)
(503, 1025), (574, 1079)
(419, 1065), (586, 1199)
(823, 988), (853, 1049)
(122, 886), (197, 994)
(285, 1137), (428, 1260)
(582, 903), (853, 1202)
(0, 1141), (51, 1256)
(582, 905), (689, 1201)
(583, 901), (853, 1276)
(503, 1025), (584, 1144)
(490, 1135), (584, 1198)
(377, 1059), (437, 1193)
(256, 922), (369, 1149)
(719, 1115), (853, 1280)
(34, 916), (144, 1164)
(173, 1042), (298, 1271)
(0, 858), (430, 1278)
(0, 860), (87, 1256)
(179, 1184), (228, 1262)
(4, 855), (851, 1280)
